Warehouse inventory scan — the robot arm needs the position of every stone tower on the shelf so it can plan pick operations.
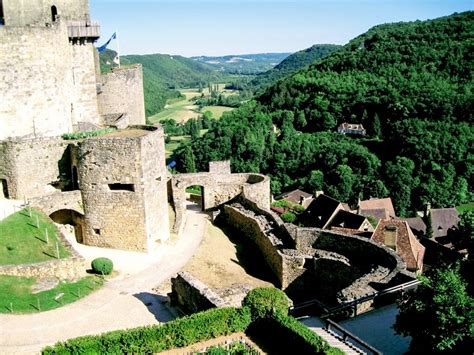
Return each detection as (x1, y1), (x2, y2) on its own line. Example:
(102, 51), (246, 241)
(0, 0), (101, 139)
(77, 126), (170, 252)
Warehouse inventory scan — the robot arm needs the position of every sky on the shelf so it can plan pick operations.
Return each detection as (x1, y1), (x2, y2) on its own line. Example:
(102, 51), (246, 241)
(90, 0), (473, 57)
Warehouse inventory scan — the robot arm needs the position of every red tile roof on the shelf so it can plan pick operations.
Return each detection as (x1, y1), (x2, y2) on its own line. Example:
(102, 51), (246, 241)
(371, 219), (425, 272)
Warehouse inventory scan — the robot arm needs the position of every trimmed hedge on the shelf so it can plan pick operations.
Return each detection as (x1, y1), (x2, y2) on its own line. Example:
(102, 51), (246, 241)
(248, 314), (345, 355)
(91, 257), (114, 275)
(242, 287), (289, 320)
(42, 307), (252, 354)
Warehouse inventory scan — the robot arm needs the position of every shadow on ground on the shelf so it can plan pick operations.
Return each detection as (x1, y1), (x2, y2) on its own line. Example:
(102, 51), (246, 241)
(133, 292), (177, 323)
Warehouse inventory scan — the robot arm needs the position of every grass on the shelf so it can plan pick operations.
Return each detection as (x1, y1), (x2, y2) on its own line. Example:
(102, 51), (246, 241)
(201, 106), (235, 119)
(149, 86), (238, 124)
(0, 275), (104, 314)
(0, 208), (70, 265)
(457, 203), (474, 213)
(165, 135), (191, 159)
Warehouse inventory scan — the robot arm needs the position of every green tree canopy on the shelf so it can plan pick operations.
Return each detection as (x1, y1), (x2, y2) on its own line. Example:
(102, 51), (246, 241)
(394, 263), (474, 353)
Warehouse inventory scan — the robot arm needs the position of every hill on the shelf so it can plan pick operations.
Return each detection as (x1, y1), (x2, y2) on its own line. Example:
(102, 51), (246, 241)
(177, 12), (474, 216)
(249, 44), (341, 93)
(100, 50), (225, 117)
(192, 53), (291, 75)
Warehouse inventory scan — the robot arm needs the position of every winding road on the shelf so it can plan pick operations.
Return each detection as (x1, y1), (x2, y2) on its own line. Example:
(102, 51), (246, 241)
(0, 204), (208, 354)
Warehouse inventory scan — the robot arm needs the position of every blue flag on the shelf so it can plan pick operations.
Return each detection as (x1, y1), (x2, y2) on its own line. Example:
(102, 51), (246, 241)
(97, 32), (117, 53)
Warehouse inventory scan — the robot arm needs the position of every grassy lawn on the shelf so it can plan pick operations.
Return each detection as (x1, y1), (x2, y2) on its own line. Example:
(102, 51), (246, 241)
(0, 208), (70, 265)
(201, 106), (235, 119)
(457, 203), (474, 213)
(0, 275), (104, 314)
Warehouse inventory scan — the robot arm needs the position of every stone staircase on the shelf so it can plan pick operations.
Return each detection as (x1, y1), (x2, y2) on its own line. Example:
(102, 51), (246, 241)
(300, 317), (367, 354)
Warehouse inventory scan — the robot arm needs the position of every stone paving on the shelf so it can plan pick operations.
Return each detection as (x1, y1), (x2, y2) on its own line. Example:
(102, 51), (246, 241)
(0, 202), (208, 354)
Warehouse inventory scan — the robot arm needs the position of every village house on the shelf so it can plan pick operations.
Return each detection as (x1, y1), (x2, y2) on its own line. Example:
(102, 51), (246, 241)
(358, 197), (396, 221)
(301, 194), (373, 234)
(371, 219), (425, 274)
(337, 122), (366, 136)
(275, 189), (314, 209)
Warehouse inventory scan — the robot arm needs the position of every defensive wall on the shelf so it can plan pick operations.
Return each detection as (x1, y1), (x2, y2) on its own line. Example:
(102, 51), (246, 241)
(171, 161), (271, 234)
(219, 197), (407, 305)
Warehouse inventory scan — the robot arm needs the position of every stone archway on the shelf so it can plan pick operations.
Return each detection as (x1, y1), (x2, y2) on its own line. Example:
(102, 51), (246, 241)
(49, 209), (84, 243)
(185, 185), (205, 211)
(0, 179), (8, 199)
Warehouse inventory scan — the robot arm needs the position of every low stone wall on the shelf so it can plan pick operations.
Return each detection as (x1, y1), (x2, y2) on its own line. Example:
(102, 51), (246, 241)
(170, 272), (229, 314)
(0, 256), (86, 281)
(223, 204), (286, 287)
(220, 198), (407, 305)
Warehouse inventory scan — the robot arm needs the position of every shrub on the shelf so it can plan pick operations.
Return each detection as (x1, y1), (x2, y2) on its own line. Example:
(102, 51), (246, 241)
(91, 257), (113, 275)
(62, 128), (116, 140)
(281, 212), (296, 223)
(292, 204), (306, 213)
(247, 314), (340, 355)
(42, 307), (252, 354)
(242, 288), (289, 320)
(271, 200), (291, 208)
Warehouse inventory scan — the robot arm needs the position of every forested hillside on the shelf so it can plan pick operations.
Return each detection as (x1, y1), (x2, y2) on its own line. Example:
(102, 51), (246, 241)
(249, 44), (341, 93)
(176, 12), (474, 216)
(100, 50), (224, 117)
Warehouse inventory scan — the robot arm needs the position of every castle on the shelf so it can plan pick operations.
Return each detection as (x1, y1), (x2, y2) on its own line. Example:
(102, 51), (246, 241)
(0, 0), (271, 252)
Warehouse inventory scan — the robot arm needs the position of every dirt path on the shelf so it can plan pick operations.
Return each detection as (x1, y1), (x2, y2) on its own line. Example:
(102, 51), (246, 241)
(182, 221), (275, 289)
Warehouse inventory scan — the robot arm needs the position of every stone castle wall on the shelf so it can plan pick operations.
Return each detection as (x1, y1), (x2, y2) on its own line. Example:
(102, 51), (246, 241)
(3, 0), (90, 27)
(222, 204), (286, 287)
(0, 137), (72, 199)
(0, 23), (74, 139)
(98, 65), (146, 125)
(77, 127), (167, 252)
(139, 126), (170, 249)
(170, 272), (229, 314)
(70, 42), (101, 129)
(171, 171), (270, 233)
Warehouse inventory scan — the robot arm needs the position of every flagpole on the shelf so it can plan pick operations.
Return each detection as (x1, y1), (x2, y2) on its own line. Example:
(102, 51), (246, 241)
(116, 29), (121, 68)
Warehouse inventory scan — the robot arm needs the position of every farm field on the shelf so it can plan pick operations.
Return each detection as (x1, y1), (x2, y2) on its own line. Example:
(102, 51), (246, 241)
(201, 105), (234, 119)
(148, 86), (236, 124)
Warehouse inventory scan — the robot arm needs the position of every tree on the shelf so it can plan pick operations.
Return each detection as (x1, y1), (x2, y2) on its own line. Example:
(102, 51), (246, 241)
(181, 143), (196, 173)
(394, 263), (474, 353)
(456, 211), (474, 254)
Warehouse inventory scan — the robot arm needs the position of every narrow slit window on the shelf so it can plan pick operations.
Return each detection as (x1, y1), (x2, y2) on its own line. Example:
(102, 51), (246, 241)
(51, 5), (58, 22)
(0, 1), (4, 26)
(108, 183), (135, 192)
